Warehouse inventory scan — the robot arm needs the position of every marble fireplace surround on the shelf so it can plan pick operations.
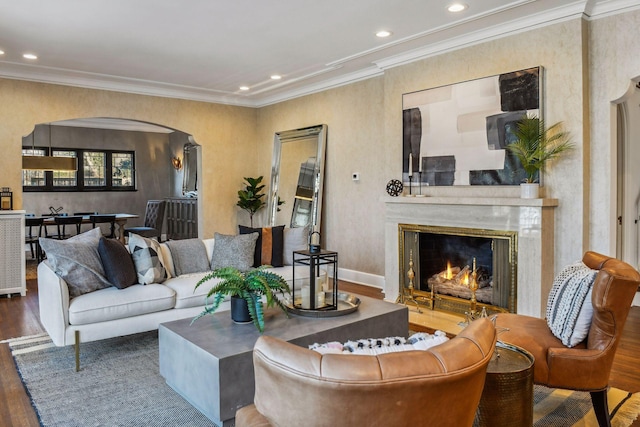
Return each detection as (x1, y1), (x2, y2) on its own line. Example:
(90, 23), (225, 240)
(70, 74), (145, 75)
(384, 197), (558, 317)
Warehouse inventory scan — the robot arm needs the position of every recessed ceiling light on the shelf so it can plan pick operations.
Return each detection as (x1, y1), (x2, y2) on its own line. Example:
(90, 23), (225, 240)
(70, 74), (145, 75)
(239, 86), (250, 91)
(270, 75), (282, 80)
(376, 30), (392, 38)
(447, 3), (468, 12)
(23, 53), (38, 60)
(0, 50), (5, 55)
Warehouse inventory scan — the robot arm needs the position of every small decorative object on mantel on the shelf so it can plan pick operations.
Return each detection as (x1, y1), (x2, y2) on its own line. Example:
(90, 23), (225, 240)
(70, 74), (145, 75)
(507, 115), (573, 199)
(191, 266), (291, 333)
(0, 187), (12, 210)
(386, 179), (403, 197)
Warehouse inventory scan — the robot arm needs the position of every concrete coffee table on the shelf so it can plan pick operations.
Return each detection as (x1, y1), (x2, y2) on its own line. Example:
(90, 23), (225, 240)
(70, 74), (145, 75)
(159, 294), (408, 427)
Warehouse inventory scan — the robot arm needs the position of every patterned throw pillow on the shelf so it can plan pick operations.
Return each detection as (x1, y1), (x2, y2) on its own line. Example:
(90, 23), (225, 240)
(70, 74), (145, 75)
(546, 261), (598, 347)
(39, 227), (112, 298)
(98, 237), (137, 289)
(128, 233), (168, 285)
(211, 232), (258, 271)
(238, 225), (285, 267)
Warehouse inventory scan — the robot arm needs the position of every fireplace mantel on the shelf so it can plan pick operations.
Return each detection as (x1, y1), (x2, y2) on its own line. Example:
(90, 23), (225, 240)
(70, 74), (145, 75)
(384, 196), (558, 317)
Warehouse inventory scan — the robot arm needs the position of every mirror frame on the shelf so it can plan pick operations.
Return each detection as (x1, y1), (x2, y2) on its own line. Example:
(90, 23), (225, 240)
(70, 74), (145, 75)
(267, 124), (327, 234)
(182, 141), (199, 196)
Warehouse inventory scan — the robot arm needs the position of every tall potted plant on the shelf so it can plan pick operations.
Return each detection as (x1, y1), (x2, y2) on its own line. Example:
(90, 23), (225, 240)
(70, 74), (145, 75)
(192, 266), (291, 333)
(507, 115), (574, 198)
(237, 176), (265, 227)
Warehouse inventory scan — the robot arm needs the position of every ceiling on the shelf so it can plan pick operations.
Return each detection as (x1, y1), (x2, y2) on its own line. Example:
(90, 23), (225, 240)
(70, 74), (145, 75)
(0, 0), (635, 108)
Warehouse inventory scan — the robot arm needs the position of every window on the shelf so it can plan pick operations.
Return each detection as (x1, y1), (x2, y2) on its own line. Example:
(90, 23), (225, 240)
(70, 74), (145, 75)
(84, 151), (106, 187)
(112, 152), (134, 187)
(22, 148), (46, 188)
(22, 147), (135, 192)
(52, 150), (77, 187)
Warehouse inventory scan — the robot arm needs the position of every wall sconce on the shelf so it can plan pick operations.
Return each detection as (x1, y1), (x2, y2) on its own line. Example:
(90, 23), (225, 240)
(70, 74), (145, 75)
(172, 157), (182, 170)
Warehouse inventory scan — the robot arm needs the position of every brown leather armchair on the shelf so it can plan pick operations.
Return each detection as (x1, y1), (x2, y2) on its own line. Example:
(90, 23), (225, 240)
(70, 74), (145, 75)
(496, 251), (640, 427)
(236, 317), (497, 427)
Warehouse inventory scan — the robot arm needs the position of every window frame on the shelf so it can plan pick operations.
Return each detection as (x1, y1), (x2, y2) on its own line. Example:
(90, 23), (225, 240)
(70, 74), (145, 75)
(22, 146), (136, 192)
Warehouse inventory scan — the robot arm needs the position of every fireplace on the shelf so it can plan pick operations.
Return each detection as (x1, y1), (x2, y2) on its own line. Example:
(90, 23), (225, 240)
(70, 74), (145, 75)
(399, 224), (517, 316)
(384, 197), (557, 317)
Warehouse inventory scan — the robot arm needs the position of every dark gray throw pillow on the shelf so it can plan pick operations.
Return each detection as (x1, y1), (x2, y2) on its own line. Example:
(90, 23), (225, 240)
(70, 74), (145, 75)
(211, 232), (258, 271)
(98, 237), (138, 289)
(39, 227), (112, 298)
(165, 238), (210, 276)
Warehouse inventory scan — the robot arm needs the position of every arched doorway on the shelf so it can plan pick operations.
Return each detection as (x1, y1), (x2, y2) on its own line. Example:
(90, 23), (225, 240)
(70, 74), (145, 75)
(616, 82), (640, 269)
(21, 117), (202, 238)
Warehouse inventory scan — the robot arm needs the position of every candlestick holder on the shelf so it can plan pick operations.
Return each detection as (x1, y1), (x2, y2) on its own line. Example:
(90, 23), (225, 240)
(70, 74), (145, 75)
(402, 249), (422, 313)
(405, 175), (414, 196)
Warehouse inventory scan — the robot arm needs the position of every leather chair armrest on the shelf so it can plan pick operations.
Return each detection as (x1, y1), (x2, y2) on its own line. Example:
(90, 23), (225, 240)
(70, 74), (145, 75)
(547, 347), (612, 389)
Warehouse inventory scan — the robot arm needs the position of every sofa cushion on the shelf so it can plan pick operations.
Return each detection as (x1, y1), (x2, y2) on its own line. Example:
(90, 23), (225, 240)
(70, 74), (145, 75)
(98, 237), (137, 289)
(283, 226), (309, 266)
(165, 238), (210, 276)
(68, 284), (176, 325)
(128, 233), (168, 285)
(546, 261), (597, 347)
(239, 225), (285, 267)
(211, 232), (258, 271)
(164, 272), (224, 309)
(39, 227), (112, 298)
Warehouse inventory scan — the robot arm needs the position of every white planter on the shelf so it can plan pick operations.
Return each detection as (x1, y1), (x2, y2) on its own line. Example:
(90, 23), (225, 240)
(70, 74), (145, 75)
(520, 183), (540, 199)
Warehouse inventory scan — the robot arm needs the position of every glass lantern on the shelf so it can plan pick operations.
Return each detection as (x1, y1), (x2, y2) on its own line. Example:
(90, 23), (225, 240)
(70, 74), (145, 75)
(292, 249), (338, 311)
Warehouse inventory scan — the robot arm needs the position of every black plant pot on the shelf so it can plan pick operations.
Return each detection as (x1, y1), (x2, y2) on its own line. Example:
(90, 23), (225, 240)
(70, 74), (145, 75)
(231, 296), (252, 324)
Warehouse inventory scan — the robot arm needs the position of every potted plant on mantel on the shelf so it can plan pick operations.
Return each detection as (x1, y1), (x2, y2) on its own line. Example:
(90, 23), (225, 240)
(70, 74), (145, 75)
(237, 176), (266, 227)
(192, 266), (291, 333)
(507, 115), (574, 198)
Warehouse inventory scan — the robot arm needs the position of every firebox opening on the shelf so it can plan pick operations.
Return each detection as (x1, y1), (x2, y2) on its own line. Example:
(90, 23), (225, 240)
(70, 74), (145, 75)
(400, 224), (517, 315)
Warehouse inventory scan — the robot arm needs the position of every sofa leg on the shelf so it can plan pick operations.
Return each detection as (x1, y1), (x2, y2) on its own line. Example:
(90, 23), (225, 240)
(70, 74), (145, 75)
(590, 389), (611, 427)
(75, 330), (80, 372)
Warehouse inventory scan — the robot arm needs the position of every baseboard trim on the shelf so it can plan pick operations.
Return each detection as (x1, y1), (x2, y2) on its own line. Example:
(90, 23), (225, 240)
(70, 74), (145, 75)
(337, 268), (385, 290)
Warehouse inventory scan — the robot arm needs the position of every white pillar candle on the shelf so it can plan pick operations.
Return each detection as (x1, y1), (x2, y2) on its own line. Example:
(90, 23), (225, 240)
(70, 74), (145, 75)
(301, 285), (310, 309)
(317, 291), (325, 307)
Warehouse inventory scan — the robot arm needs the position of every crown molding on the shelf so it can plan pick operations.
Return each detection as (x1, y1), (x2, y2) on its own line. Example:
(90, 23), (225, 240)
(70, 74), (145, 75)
(1, 0), (637, 109)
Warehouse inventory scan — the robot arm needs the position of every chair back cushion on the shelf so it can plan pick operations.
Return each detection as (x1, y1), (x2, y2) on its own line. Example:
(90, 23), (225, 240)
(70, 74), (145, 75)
(144, 200), (166, 229)
(251, 318), (496, 427)
(583, 252), (640, 353)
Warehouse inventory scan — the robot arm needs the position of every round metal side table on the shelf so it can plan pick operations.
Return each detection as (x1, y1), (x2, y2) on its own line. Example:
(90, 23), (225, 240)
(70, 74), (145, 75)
(474, 341), (534, 427)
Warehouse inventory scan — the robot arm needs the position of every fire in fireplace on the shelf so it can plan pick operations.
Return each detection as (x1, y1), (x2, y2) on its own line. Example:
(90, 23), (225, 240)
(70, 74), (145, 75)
(399, 224), (517, 316)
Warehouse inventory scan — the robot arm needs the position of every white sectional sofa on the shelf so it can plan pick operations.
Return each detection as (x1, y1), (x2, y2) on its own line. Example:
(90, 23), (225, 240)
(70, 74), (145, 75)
(38, 237), (301, 369)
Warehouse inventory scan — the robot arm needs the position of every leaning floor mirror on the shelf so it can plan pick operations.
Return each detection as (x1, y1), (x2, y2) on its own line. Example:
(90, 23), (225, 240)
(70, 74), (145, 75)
(267, 124), (327, 234)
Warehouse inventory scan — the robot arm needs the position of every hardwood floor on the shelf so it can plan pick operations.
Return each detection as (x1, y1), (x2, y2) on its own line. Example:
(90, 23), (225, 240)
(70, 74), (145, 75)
(1, 278), (639, 426)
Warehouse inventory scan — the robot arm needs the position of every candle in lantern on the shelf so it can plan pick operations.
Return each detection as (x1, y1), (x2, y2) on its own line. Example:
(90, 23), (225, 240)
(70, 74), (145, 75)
(301, 285), (310, 309)
(317, 291), (325, 307)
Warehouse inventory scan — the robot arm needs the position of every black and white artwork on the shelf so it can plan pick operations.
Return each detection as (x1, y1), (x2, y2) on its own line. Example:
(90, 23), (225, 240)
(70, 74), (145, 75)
(402, 67), (541, 186)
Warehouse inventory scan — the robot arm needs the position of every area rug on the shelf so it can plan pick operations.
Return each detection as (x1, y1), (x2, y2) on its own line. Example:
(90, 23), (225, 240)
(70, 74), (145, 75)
(6, 332), (640, 427)
(534, 385), (640, 427)
(6, 331), (216, 427)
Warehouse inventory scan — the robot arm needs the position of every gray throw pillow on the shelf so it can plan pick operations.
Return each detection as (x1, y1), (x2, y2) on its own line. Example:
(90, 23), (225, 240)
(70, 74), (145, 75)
(283, 226), (310, 265)
(98, 237), (138, 289)
(211, 232), (258, 271)
(39, 227), (112, 298)
(165, 238), (210, 276)
(128, 233), (168, 285)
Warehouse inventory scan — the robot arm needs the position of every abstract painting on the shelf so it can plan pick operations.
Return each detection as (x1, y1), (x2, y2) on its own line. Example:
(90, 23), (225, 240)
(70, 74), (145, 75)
(402, 67), (541, 186)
